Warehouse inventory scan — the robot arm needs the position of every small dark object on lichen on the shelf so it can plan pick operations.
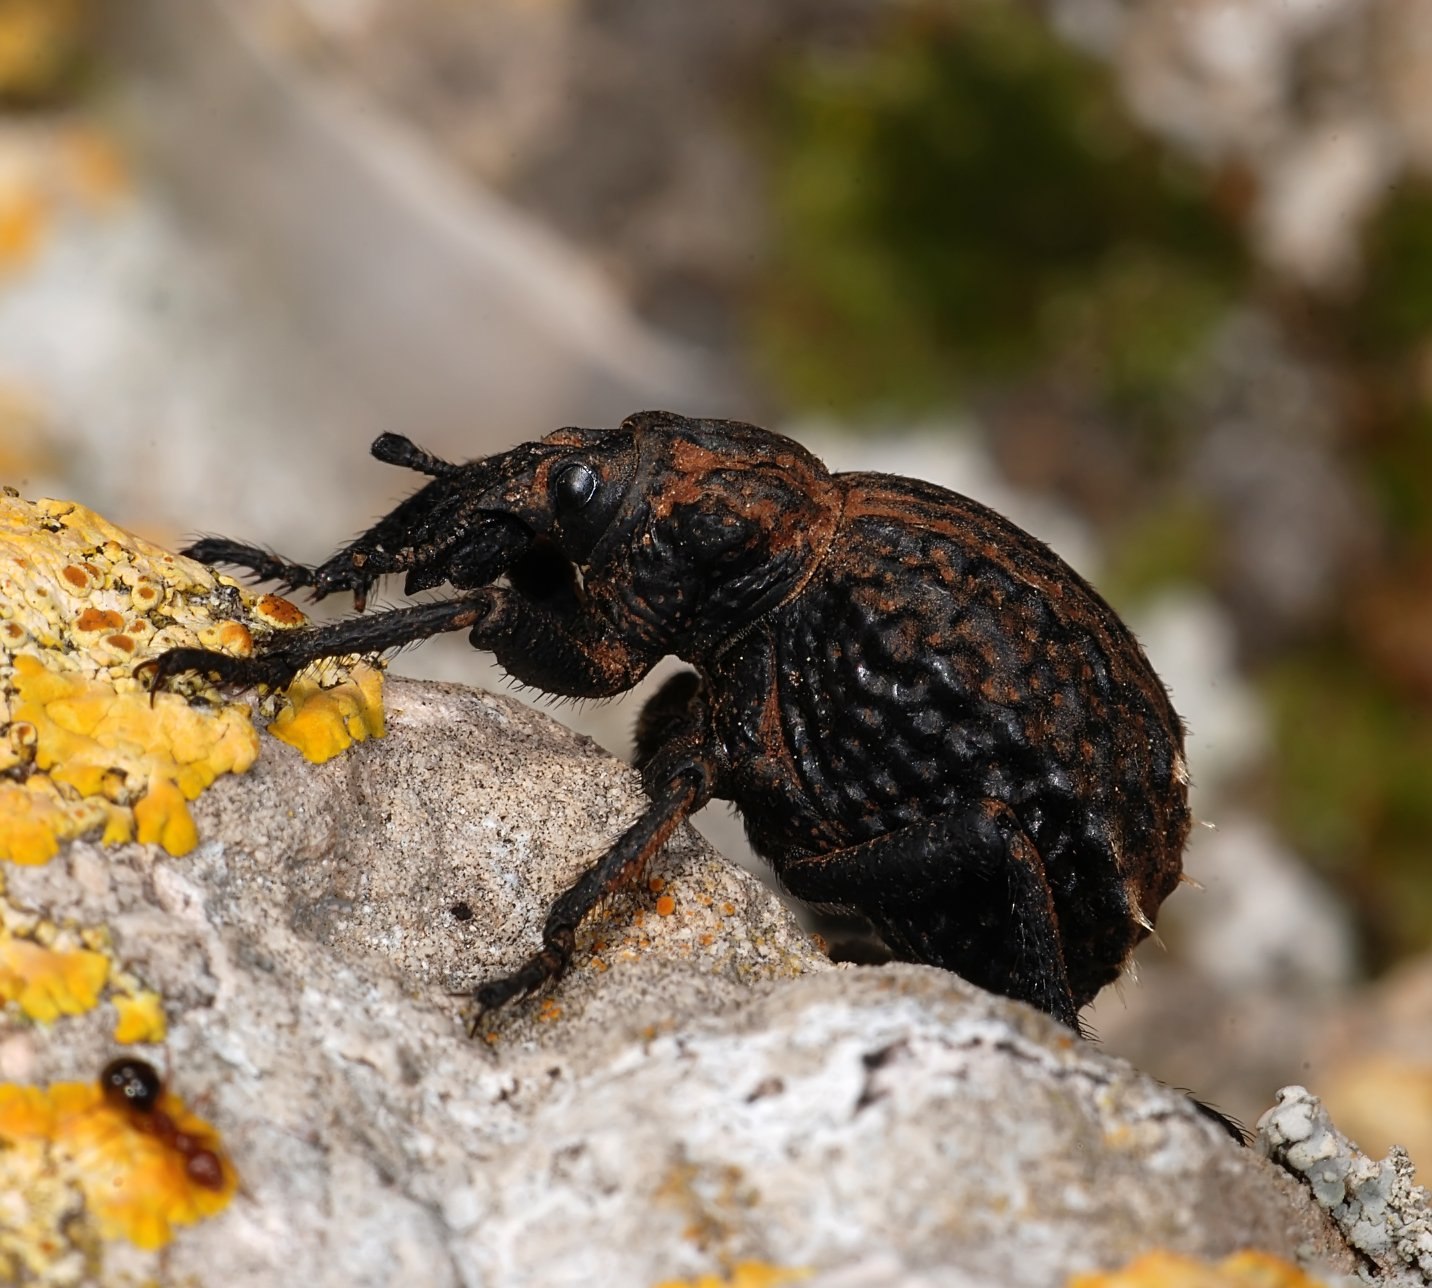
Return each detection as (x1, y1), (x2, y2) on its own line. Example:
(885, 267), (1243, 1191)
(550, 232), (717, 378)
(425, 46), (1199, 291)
(100, 1056), (163, 1114)
(98, 1056), (226, 1192)
(146, 412), (1191, 1035)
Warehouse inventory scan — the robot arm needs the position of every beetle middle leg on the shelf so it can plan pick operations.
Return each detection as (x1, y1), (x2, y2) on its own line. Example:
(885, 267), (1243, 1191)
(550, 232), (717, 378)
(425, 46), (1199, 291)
(468, 671), (721, 1027)
(776, 800), (1080, 1030)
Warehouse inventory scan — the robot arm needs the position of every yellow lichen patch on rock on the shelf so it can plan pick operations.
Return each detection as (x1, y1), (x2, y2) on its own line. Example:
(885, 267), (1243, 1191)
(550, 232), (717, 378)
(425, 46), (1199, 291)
(0, 896), (172, 1036)
(267, 660), (386, 762)
(1067, 1249), (1334, 1288)
(0, 492), (384, 864)
(0, 1074), (236, 1256)
(112, 989), (166, 1044)
(0, 928), (108, 1022)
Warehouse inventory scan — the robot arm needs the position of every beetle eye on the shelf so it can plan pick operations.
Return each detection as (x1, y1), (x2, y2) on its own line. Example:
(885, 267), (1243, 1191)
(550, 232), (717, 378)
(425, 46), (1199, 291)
(553, 462), (598, 513)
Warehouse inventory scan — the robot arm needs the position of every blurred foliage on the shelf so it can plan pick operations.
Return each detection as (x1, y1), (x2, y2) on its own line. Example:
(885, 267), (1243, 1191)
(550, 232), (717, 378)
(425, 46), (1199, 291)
(1096, 497), (1221, 607)
(1356, 186), (1432, 366)
(1357, 189), (1432, 545)
(1259, 187), (1432, 963)
(0, 0), (92, 106)
(753, 2), (1244, 423)
(1265, 643), (1432, 964)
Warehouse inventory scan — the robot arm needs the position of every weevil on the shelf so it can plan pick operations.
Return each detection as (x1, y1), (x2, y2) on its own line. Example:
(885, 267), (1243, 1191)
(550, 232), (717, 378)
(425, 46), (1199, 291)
(145, 411), (1191, 1034)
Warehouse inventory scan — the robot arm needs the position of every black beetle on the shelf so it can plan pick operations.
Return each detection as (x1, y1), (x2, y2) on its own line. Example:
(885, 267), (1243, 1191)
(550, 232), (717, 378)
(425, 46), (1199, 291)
(147, 410), (1190, 1035)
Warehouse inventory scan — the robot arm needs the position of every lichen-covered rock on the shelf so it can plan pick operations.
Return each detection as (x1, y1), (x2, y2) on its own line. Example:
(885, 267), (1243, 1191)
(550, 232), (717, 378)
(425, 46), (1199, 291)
(1259, 1086), (1432, 1286)
(0, 492), (382, 866)
(0, 667), (1372, 1286)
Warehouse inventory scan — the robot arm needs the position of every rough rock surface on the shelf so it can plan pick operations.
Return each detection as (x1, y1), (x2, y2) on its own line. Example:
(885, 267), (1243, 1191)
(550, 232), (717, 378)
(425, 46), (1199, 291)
(1, 675), (1369, 1286)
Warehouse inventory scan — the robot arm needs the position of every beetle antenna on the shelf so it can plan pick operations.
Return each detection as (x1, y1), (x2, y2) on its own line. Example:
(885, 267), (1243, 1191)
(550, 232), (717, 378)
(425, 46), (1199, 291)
(370, 433), (461, 477)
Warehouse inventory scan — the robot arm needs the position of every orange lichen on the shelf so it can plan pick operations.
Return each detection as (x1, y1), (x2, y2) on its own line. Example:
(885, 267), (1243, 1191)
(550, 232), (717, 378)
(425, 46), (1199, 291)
(0, 493), (386, 864)
(0, 930), (108, 1022)
(0, 1074), (236, 1253)
(254, 593), (305, 628)
(1067, 1250), (1334, 1288)
(59, 128), (129, 206)
(652, 1263), (812, 1288)
(537, 998), (563, 1023)
(656, 895), (677, 917)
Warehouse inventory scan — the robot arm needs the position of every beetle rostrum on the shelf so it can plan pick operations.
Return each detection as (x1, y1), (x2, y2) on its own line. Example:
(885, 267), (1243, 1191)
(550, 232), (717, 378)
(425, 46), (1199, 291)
(145, 410), (1191, 1035)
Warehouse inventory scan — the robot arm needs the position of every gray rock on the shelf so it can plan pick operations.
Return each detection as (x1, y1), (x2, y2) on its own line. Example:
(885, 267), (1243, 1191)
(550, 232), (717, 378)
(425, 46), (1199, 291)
(5, 677), (1364, 1286)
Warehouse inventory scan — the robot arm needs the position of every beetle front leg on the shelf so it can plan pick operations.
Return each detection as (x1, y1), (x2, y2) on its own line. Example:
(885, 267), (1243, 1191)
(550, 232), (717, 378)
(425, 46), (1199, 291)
(143, 594), (498, 693)
(776, 801), (1080, 1030)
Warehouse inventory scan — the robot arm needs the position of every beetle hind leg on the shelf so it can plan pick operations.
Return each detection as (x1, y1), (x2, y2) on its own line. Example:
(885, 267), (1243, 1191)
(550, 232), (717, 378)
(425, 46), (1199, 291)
(776, 799), (1080, 1030)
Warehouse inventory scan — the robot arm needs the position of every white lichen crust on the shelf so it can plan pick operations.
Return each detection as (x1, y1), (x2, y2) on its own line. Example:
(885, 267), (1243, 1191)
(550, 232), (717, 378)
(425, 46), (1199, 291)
(1259, 1085), (1432, 1286)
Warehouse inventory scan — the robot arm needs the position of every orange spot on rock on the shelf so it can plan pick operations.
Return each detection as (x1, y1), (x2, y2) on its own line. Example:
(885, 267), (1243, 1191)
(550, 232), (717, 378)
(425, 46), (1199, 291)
(215, 621), (253, 656)
(62, 564), (89, 589)
(655, 895), (676, 917)
(1067, 1250), (1334, 1288)
(0, 190), (43, 269)
(104, 633), (134, 653)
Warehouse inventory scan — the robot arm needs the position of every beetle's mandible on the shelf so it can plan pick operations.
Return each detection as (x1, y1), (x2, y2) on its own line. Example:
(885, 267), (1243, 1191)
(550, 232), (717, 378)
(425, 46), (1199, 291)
(146, 411), (1191, 1033)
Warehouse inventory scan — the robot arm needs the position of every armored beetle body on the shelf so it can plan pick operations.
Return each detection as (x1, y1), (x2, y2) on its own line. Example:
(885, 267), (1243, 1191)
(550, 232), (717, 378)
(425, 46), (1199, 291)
(149, 411), (1190, 1031)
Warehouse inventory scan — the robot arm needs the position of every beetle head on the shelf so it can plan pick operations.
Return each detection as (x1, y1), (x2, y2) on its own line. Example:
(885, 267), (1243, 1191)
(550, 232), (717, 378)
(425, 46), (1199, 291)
(369, 413), (839, 660)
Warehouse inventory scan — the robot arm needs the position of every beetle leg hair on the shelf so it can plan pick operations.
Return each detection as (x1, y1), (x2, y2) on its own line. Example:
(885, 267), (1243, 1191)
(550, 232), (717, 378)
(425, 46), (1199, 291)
(180, 539), (322, 592)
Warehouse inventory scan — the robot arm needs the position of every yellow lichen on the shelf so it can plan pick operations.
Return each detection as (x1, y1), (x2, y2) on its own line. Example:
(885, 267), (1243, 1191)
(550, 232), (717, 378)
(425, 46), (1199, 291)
(0, 929), (108, 1021)
(0, 898), (177, 1041)
(0, 492), (385, 864)
(0, 1073), (236, 1253)
(652, 1264), (812, 1288)
(112, 989), (165, 1044)
(268, 661), (386, 763)
(1067, 1250), (1334, 1288)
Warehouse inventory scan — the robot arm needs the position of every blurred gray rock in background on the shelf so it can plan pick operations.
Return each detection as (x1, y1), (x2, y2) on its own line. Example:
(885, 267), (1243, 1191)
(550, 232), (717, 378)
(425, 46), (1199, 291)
(1051, 0), (1428, 292)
